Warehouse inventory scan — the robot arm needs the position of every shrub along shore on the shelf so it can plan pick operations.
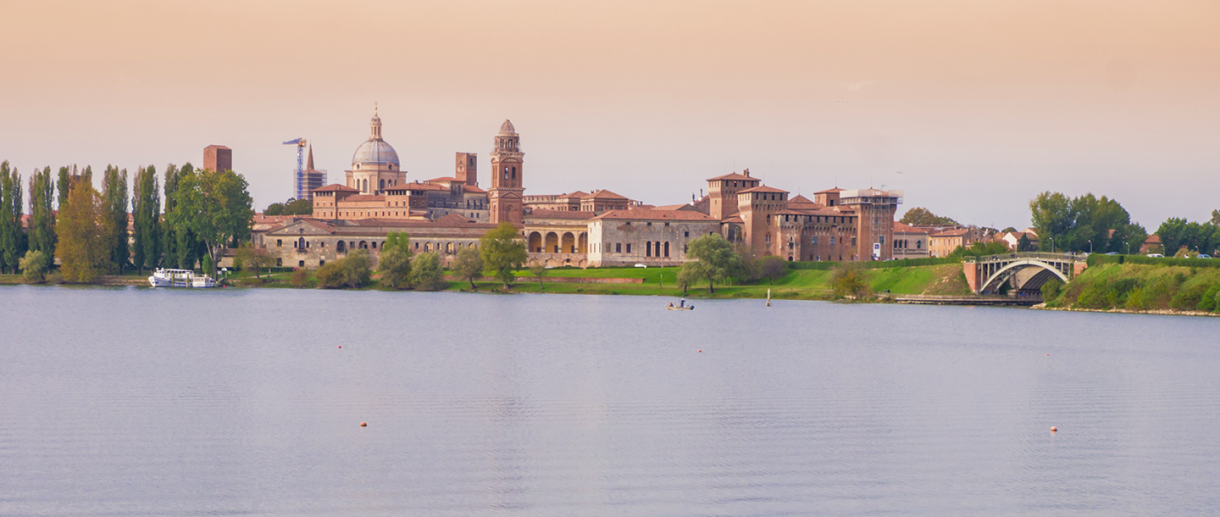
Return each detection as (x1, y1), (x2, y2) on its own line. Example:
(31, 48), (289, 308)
(1036, 254), (1220, 316)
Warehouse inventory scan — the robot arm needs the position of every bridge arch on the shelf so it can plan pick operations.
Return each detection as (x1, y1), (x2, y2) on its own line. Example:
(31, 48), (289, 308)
(980, 259), (1069, 294)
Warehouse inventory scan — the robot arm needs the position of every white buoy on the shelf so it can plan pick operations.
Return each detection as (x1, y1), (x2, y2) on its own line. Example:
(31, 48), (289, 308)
(767, 288), (771, 307)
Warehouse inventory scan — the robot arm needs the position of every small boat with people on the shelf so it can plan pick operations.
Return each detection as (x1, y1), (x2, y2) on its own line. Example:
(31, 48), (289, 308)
(148, 268), (217, 288)
(666, 299), (694, 311)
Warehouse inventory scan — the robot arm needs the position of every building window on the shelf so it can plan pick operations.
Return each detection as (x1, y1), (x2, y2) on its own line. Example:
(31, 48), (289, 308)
(276, 239), (282, 247)
(276, 258), (282, 266)
(684, 231), (689, 237)
(812, 236), (818, 245)
(319, 260), (325, 266)
(299, 260), (305, 267)
(830, 237), (836, 245)
(616, 243), (621, 253)
(626, 243), (632, 253)
(646, 243), (651, 257)
(664, 242), (670, 257)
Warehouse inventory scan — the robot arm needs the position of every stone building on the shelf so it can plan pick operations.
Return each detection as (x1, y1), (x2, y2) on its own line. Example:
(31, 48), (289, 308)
(586, 209), (720, 267)
(892, 222), (930, 258)
(254, 215), (497, 269)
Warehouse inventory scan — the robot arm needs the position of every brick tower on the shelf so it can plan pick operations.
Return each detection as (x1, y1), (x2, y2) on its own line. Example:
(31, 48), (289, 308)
(455, 152), (477, 187)
(489, 120), (524, 224)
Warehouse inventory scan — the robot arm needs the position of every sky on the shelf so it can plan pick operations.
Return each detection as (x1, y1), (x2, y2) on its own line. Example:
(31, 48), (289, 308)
(1, 0), (1217, 229)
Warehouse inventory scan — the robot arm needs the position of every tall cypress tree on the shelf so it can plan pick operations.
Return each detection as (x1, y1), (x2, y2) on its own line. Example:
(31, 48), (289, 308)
(102, 166), (129, 273)
(0, 162), (26, 274)
(163, 164), (179, 268)
(57, 166), (71, 209)
(131, 165), (161, 272)
(28, 166), (57, 269)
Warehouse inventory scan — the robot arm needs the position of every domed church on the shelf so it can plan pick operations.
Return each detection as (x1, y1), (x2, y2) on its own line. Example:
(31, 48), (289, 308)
(346, 108), (405, 194)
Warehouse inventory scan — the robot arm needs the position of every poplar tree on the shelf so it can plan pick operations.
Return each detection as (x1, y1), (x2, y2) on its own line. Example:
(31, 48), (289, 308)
(102, 166), (129, 272)
(27, 166), (57, 269)
(163, 164), (180, 267)
(0, 162), (26, 274)
(57, 166), (71, 209)
(55, 182), (115, 283)
(131, 165), (161, 272)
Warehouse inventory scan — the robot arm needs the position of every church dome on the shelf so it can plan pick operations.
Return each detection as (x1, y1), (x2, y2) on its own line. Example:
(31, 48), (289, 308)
(352, 110), (400, 167)
(499, 119), (516, 135)
(352, 139), (399, 167)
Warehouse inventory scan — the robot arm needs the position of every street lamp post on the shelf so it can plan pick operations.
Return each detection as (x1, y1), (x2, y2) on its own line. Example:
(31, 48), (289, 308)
(1088, 240), (1093, 254)
(1049, 237), (1054, 253)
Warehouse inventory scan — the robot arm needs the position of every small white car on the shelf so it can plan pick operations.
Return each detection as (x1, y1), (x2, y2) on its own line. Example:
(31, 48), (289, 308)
(634, 264), (647, 268)
(1146, 254), (1164, 258)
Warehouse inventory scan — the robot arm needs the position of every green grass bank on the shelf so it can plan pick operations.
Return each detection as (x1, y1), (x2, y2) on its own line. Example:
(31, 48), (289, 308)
(1043, 260), (1220, 314)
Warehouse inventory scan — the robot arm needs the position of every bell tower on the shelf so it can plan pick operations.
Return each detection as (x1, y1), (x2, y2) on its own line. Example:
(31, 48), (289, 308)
(489, 119), (524, 224)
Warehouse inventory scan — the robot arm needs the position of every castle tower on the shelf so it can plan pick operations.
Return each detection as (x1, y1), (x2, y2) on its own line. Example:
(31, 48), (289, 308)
(455, 152), (477, 187)
(840, 188), (901, 261)
(737, 184), (789, 255)
(489, 120), (524, 224)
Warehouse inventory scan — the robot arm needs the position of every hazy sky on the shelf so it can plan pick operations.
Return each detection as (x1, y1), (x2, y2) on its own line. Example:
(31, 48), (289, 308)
(2, 0), (1217, 228)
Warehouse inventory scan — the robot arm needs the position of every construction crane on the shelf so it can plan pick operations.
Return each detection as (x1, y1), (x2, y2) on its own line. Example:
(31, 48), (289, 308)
(283, 138), (307, 200)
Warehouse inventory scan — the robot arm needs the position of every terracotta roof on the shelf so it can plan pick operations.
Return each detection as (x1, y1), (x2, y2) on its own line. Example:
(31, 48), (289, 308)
(815, 187), (843, 194)
(931, 228), (970, 237)
(893, 221), (929, 234)
(1144, 234), (1161, 244)
(463, 185), (487, 194)
(722, 215), (745, 223)
(738, 185), (789, 194)
(594, 209), (717, 222)
(526, 209), (598, 220)
(425, 176), (462, 183)
(398, 182), (449, 191)
(582, 189), (628, 200)
(706, 172), (755, 181)
(653, 203), (700, 211)
(313, 184), (359, 193)
(788, 194), (816, 205)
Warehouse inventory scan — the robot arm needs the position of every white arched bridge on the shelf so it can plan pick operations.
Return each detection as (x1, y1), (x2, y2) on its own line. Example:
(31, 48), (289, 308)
(964, 252), (1088, 296)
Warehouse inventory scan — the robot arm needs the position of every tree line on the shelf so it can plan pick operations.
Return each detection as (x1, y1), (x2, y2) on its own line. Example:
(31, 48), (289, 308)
(1030, 192), (1219, 257)
(0, 160), (252, 283)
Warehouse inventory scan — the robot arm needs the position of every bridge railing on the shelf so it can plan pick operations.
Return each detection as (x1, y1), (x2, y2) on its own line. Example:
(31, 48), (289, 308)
(965, 252), (1088, 264)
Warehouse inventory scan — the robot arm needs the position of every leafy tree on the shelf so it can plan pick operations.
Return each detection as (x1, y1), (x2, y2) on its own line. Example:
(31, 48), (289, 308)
(56, 166), (71, 209)
(759, 256), (787, 285)
(102, 166), (129, 272)
(950, 240), (1011, 259)
(0, 162), (25, 274)
(1212, 209), (1220, 227)
(377, 245), (412, 289)
(1156, 218), (1220, 257)
(900, 207), (959, 226)
(735, 245), (760, 282)
(676, 266), (697, 294)
(55, 182), (115, 282)
(680, 233), (744, 293)
(409, 251), (444, 291)
(383, 231), (411, 254)
(1016, 233), (1035, 252)
(316, 249), (371, 288)
(1001, 227), (1018, 233)
(1029, 192), (1139, 253)
(163, 164), (183, 267)
(167, 166), (253, 272)
(264, 198), (312, 216)
(19, 250), (47, 283)
(234, 242), (274, 279)
(290, 268), (310, 288)
(131, 166), (161, 272)
(480, 222), (527, 287)
(1041, 278), (1064, 301)
(829, 262), (870, 299)
(27, 167), (56, 270)
(529, 263), (548, 290)
(451, 245), (484, 289)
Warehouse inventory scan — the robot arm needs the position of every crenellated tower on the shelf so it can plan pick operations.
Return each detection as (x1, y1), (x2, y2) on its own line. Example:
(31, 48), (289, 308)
(489, 119), (524, 224)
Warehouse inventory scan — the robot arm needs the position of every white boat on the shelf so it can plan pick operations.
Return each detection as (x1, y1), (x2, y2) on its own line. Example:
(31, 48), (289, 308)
(148, 268), (217, 288)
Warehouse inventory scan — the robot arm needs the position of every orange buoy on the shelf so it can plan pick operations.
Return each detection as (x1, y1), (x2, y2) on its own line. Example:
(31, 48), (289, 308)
(338, 345), (342, 349)
(1050, 426), (1057, 432)
(697, 349), (702, 353)
(360, 422), (367, 427)
(1046, 353), (1049, 356)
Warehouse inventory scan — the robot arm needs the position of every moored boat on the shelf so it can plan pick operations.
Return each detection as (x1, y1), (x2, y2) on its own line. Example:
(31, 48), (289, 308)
(149, 268), (217, 288)
(665, 299), (694, 311)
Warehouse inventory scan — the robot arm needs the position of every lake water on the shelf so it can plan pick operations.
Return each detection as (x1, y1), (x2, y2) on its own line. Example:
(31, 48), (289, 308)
(1, 285), (1218, 516)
